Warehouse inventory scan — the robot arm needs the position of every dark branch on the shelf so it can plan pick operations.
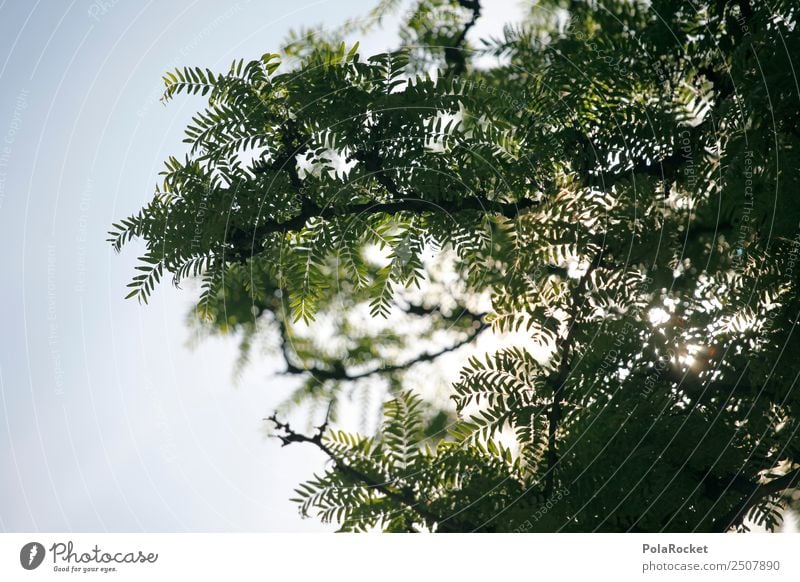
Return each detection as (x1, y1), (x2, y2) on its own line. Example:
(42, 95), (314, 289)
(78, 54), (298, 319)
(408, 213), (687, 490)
(713, 468), (800, 532)
(543, 248), (604, 497)
(265, 412), (457, 531)
(229, 194), (538, 262)
(234, 118), (538, 263)
(281, 320), (488, 382)
(444, 0), (482, 75)
(398, 299), (484, 323)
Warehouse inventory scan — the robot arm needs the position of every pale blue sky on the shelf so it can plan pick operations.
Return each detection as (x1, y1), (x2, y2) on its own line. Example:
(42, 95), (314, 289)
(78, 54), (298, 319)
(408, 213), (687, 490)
(0, 0), (522, 532)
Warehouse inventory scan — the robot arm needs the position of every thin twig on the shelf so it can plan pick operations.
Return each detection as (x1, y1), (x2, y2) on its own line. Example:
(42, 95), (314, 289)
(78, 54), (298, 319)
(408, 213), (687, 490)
(544, 248), (604, 497)
(265, 412), (457, 531)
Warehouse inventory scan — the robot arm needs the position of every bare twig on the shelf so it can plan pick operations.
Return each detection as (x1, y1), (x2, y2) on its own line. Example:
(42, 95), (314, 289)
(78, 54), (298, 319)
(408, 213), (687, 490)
(265, 412), (458, 531)
(445, 0), (482, 74)
(543, 248), (604, 497)
(281, 321), (488, 381)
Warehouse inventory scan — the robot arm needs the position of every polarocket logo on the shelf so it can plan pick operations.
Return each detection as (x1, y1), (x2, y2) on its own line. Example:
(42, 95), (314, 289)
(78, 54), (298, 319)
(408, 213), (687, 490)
(20, 542), (46, 570)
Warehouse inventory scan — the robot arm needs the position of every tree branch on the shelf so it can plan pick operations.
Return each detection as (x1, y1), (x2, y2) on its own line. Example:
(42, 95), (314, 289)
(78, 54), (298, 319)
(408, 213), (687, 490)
(713, 468), (800, 532)
(266, 412), (457, 531)
(229, 193), (538, 262)
(544, 248), (604, 497)
(281, 320), (488, 382)
(231, 110), (539, 263)
(443, 1), (482, 75)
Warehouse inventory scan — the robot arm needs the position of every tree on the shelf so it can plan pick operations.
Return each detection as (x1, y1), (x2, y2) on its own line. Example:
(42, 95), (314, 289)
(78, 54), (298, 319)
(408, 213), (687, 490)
(110, 0), (800, 532)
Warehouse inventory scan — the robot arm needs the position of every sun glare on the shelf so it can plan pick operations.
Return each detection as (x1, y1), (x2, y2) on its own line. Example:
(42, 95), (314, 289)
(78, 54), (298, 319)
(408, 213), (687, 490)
(648, 307), (670, 326)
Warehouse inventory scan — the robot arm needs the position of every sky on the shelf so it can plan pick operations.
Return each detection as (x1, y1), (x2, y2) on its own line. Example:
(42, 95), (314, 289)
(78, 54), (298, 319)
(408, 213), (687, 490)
(0, 0), (524, 532)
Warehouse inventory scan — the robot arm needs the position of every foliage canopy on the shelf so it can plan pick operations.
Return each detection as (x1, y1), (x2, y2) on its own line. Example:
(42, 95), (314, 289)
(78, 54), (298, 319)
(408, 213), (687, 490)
(111, 0), (800, 532)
